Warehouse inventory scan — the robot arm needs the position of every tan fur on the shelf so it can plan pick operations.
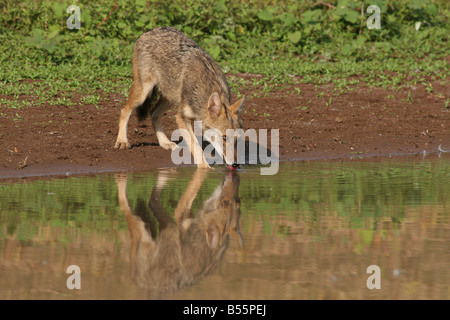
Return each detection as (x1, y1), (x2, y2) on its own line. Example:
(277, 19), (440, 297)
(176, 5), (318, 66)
(115, 169), (243, 296)
(114, 27), (245, 168)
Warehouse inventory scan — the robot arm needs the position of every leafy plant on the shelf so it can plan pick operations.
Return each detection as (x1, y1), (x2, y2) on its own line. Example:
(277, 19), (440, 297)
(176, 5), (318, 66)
(0, 0), (448, 100)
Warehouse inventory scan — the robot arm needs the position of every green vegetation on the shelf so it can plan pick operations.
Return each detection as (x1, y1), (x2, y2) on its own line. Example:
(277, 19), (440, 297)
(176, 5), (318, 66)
(0, 0), (449, 109)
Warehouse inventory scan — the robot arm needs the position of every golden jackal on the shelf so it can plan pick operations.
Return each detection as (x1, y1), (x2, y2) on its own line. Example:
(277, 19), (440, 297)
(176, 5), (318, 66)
(116, 169), (243, 295)
(115, 27), (245, 169)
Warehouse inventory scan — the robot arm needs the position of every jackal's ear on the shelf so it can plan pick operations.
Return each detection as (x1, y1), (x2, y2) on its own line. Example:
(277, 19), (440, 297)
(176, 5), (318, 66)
(208, 92), (222, 119)
(230, 95), (246, 115)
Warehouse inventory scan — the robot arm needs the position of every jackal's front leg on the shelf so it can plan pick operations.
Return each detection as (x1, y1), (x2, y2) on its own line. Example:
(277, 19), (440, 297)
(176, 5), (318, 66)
(115, 104), (133, 149)
(175, 110), (211, 169)
(151, 98), (179, 151)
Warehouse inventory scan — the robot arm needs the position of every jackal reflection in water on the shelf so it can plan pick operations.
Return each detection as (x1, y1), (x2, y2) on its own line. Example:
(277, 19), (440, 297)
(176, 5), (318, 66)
(116, 169), (243, 295)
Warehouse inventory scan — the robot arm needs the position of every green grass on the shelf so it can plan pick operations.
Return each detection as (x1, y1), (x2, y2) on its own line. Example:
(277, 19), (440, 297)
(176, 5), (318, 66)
(0, 0), (449, 110)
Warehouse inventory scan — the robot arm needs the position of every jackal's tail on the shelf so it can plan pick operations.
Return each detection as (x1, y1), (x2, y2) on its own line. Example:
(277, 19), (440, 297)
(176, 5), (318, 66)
(136, 86), (160, 122)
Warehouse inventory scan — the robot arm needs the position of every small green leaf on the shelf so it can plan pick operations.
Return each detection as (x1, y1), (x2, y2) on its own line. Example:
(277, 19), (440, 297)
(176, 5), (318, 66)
(136, 0), (147, 7)
(215, 0), (227, 12)
(408, 0), (425, 10)
(135, 20), (145, 27)
(302, 10), (322, 24)
(287, 31), (301, 44)
(341, 44), (353, 55)
(257, 9), (275, 21)
(278, 13), (297, 26)
(425, 4), (437, 16)
(207, 45), (221, 60)
(344, 11), (359, 24)
(227, 31), (236, 41)
(52, 2), (65, 18)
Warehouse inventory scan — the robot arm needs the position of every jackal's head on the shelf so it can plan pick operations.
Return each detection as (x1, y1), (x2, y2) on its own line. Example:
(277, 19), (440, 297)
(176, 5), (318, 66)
(203, 92), (246, 170)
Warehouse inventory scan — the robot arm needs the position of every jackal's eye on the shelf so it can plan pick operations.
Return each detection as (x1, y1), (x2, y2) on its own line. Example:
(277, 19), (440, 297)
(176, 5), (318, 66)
(222, 135), (228, 142)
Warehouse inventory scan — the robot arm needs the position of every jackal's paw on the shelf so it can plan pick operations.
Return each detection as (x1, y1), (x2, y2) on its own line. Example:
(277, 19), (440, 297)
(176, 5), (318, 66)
(114, 140), (131, 149)
(161, 141), (179, 151)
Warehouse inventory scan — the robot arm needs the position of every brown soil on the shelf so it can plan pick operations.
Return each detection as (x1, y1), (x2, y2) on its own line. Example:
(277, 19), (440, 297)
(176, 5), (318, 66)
(1, 74), (449, 180)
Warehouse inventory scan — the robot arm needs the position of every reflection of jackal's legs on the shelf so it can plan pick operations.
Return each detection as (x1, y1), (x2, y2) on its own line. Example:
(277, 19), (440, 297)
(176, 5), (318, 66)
(116, 173), (142, 279)
(174, 168), (209, 227)
(116, 170), (178, 280)
(148, 169), (179, 230)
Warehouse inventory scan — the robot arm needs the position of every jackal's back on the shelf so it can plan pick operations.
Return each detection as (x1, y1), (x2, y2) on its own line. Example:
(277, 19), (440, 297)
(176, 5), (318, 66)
(134, 27), (230, 111)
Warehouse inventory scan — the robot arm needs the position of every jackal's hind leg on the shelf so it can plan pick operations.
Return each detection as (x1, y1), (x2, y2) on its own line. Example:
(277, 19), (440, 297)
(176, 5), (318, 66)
(151, 97), (179, 151)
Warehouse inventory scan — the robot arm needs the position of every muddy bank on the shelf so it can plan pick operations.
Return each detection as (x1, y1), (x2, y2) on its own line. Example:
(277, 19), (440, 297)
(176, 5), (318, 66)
(1, 75), (449, 180)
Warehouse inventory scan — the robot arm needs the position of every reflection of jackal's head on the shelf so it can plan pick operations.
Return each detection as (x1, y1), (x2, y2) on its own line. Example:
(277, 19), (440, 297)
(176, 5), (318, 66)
(187, 172), (243, 251)
(116, 170), (242, 297)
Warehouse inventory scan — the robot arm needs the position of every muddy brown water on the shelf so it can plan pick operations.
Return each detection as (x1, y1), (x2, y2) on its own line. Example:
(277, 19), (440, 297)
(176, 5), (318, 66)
(0, 156), (449, 300)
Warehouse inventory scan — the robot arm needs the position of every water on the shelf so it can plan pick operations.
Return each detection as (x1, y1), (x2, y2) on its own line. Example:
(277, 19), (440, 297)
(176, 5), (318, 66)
(0, 157), (449, 299)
